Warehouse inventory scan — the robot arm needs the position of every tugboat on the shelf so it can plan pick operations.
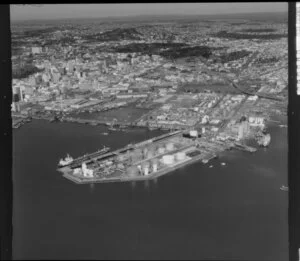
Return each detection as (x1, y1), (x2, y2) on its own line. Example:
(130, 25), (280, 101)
(280, 185), (288, 192)
(58, 154), (73, 167)
(97, 146), (110, 154)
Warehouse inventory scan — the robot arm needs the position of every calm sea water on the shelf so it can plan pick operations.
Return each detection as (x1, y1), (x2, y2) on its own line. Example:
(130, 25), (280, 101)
(12, 120), (288, 260)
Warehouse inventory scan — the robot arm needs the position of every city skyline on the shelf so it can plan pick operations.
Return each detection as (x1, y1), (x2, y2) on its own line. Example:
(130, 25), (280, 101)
(10, 3), (287, 21)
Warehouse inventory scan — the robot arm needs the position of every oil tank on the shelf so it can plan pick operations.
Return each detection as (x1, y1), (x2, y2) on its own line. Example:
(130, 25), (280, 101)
(142, 162), (150, 176)
(106, 161), (113, 166)
(151, 158), (159, 172)
(165, 142), (174, 151)
(162, 155), (175, 165)
(190, 130), (198, 138)
(158, 146), (166, 154)
(126, 166), (140, 177)
(117, 163), (124, 169)
(73, 168), (82, 176)
(176, 152), (186, 161)
(142, 147), (148, 158)
(152, 163), (158, 172)
(131, 149), (142, 162)
(147, 146), (156, 154)
(116, 154), (126, 162)
(146, 149), (155, 159)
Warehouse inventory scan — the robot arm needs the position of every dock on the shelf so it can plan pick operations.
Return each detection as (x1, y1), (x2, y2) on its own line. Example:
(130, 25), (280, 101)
(12, 117), (31, 129)
(62, 149), (215, 185)
(58, 130), (218, 184)
(58, 127), (259, 185)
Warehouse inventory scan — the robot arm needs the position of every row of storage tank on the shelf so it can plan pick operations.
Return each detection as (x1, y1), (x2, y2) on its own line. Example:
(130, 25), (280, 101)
(125, 151), (187, 177)
(116, 141), (178, 163)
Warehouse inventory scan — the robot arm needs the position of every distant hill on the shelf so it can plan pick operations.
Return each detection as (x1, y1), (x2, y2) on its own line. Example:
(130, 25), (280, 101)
(11, 11), (287, 25)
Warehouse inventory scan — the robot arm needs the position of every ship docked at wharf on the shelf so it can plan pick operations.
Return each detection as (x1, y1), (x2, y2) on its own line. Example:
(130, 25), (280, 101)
(58, 146), (110, 168)
(57, 130), (258, 184)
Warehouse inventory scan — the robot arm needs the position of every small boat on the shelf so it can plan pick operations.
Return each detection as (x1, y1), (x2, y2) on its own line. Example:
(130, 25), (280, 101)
(280, 185), (288, 191)
(98, 146), (110, 153)
(202, 159), (209, 164)
(279, 124), (287, 128)
(58, 154), (74, 167)
(221, 162), (226, 166)
(209, 165), (213, 168)
(101, 132), (109, 135)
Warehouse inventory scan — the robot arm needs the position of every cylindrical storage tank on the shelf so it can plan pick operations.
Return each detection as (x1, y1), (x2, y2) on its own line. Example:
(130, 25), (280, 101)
(117, 163), (124, 169)
(162, 155), (175, 165)
(143, 166), (149, 176)
(190, 130), (198, 138)
(106, 161), (113, 166)
(116, 154), (126, 162)
(131, 149), (142, 163)
(176, 152), (186, 161)
(165, 142), (174, 151)
(81, 162), (87, 171)
(73, 168), (82, 176)
(152, 163), (158, 172)
(158, 146), (166, 154)
(142, 161), (150, 175)
(146, 149), (155, 159)
(142, 147), (148, 158)
(126, 166), (140, 177)
(151, 158), (159, 172)
(147, 146), (155, 156)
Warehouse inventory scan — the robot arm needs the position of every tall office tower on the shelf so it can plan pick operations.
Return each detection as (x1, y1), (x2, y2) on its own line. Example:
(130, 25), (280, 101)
(238, 123), (244, 141)
(11, 102), (16, 112)
(13, 86), (23, 101)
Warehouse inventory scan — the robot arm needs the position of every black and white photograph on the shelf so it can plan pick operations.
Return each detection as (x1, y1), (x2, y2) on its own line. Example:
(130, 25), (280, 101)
(7, 2), (290, 260)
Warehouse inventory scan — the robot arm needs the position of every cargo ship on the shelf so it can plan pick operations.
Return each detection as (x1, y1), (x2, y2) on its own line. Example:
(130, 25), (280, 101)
(58, 146), (110, 168)
(58, 154), (74, 167)
(280, 185), (288, 192)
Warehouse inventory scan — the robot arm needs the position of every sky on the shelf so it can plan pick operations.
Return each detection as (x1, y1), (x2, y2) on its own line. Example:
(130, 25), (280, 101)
(10, 3), (288, 21)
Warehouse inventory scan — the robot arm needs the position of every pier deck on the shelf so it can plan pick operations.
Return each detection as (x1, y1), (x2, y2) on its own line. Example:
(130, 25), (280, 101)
(58, 129), (256, 185)
(61, 150), (216, 184)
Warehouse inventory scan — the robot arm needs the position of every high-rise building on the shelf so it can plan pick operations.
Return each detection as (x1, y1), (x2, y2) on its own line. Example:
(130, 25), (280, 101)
(13, 86), (23, 101)
(31, 47), (42, 54)
(11, 102), (16, 112)
(68, 61), (74, 72)
(238, 124), (244, 140)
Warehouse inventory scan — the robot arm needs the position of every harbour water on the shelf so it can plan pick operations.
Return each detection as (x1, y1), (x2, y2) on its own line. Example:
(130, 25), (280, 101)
(12, 120), (288, 260)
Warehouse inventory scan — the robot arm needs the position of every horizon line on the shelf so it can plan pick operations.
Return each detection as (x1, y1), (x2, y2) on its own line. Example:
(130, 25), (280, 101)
(10, 11), (288, 23)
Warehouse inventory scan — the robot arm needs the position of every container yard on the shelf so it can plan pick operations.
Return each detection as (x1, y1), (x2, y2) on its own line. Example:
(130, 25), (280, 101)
(57, 129), (256, 184)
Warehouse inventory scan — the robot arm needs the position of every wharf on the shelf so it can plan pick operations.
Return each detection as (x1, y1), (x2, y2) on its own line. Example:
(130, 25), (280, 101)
(60, 131), (183, 170)
(58, 130), (221, 185)
(12, 117), (31, 129)
(67, 148), (111, 169)
(233, 142), (257, 153)
(62, 150), (215, 185)
(58, 128), (256, 185)
(61, 116), (141, 129)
